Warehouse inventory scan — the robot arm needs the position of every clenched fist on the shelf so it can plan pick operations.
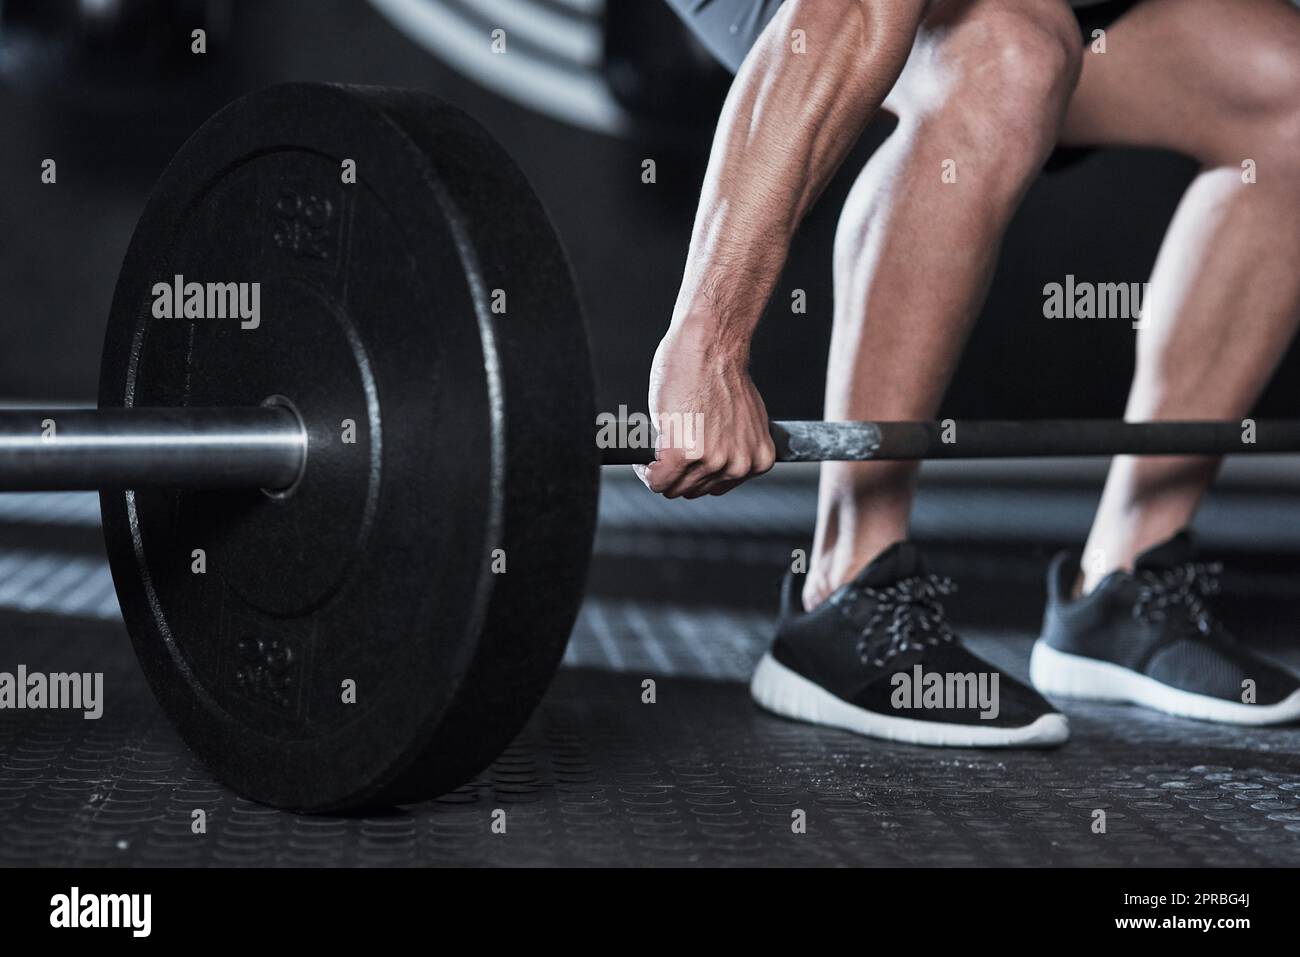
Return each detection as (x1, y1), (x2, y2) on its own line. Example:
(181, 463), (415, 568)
(637, 321), (777, 498)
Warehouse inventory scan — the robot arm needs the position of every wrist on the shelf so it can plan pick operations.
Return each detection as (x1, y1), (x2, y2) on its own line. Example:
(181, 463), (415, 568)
(668, 306), (752, 366)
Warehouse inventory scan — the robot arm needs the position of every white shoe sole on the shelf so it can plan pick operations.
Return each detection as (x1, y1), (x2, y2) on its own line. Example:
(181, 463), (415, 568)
(1029, 640), (1300, 725)
(749, 653), (1070, 748)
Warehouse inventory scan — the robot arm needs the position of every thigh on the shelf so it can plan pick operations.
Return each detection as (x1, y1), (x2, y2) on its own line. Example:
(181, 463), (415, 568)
(1059, 0), (1300, 163)
(665, 0), (1079, 120)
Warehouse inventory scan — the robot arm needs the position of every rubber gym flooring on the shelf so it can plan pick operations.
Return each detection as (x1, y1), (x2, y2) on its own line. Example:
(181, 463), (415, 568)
(2, 465), (1299, 867)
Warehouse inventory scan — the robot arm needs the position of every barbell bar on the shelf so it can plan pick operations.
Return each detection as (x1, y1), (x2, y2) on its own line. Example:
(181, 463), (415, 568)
(0, 407), (306, 491)
(4, 409), (1296, 492)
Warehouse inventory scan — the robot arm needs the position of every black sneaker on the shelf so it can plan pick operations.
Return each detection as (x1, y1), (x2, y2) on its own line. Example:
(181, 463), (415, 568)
(750, 542), (1069, 747)
(1031, 531), (1300, 724)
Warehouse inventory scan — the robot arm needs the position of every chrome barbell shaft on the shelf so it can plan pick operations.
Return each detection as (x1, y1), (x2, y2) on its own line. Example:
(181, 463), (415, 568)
(0, 407), (307, 491)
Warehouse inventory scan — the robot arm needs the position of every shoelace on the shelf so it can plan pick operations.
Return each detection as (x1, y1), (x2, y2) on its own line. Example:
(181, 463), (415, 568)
(1132, 560), (1224, 637)
(851, 573), (957, 666)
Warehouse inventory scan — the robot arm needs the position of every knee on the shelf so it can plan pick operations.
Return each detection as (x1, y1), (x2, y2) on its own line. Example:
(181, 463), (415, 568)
(915, 5), (1083, 158)
(955, 8), (1081, 139)
(1205, 30), (1300, 173)
(1247, 41), (1300, 175)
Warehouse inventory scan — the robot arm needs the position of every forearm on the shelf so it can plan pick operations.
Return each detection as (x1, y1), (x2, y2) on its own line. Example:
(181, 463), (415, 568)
(671, 0), (924, 349)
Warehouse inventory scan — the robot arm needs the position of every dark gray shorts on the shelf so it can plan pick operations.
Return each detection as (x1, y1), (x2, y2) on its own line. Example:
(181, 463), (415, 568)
(663, 0), (1148, 171)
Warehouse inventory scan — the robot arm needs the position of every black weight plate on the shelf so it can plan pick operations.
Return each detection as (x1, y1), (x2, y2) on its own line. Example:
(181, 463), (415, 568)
(98, 83), (598, 812)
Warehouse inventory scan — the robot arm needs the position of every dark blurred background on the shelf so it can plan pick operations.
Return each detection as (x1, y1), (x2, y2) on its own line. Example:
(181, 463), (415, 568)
(2, 0), (1297, 419)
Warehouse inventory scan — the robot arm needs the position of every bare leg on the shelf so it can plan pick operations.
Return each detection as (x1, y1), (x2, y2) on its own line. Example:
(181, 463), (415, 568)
(1065, 0), (1300, 592)
(807, 0), (1083, 608)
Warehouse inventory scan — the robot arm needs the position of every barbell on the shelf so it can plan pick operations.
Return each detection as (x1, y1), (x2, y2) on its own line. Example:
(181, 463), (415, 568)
(10, 83), (1298, 812)
(9, 411), (1299, 478)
